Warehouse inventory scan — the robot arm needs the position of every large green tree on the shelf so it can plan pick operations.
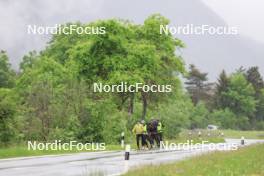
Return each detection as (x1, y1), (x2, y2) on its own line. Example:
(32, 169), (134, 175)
(222, 73), (256, 128)
(245, 66), (264, 122)
(46, 14), (185, 120)
(185, 64), (213, 106)
(19, 50), (38, 72)
(11, 15), (206, 143)
(17, 57), (71, 140)
(0, 88), (16, 144)
(215, 70), (230, 108)
(0, 51), (15, 88)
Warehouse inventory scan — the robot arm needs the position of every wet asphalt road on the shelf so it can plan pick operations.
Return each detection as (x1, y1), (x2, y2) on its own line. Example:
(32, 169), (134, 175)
(0, 139), (263, 176)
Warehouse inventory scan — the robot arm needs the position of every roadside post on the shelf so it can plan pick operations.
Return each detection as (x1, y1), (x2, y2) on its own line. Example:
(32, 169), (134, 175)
(221, 132), (224, 137)
(121, 132), (125, 148)
(188, 131), (192, 139)
(160, 141), (164, 150)
(198, 131), (201, 137)
(125, 145), (130, 160)
(241, 136), (245, 145)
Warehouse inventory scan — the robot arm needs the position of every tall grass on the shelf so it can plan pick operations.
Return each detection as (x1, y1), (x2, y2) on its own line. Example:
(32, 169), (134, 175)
(124, 144), (264, 176)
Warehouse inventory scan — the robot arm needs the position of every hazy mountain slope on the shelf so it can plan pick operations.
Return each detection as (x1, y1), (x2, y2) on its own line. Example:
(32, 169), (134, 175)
(0, 0), (263, 80)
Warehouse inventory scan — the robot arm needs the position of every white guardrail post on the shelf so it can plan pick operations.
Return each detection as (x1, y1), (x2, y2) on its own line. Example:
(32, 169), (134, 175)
(241, 136), (245, 145)
(125, 145), (130, 160)
(121, 132), (125, 148)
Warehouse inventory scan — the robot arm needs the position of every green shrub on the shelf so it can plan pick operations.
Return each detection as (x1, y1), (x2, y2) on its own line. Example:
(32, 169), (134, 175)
(211, 108), (237, 129)
(190, 102), (209, 129)
(0, 89), (16, 145)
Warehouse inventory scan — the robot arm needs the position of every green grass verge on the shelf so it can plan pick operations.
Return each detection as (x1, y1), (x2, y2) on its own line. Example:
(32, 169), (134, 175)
(124, 143), (264, 176)
(0, 144), (123, 159)
(221, 129), (264, 139)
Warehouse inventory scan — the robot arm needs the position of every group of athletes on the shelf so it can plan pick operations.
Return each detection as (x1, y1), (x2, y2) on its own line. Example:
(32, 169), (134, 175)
(132, 119), (163, 150)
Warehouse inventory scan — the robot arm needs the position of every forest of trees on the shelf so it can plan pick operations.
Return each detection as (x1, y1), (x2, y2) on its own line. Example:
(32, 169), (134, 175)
(0, 14), (264, 145)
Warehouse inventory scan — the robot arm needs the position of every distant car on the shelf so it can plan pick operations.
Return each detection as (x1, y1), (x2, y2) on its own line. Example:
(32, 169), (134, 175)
(207, 125), (218, 130)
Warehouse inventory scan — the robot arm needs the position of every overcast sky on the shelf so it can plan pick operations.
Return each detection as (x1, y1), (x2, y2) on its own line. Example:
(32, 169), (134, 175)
(203, 0), (264, 42)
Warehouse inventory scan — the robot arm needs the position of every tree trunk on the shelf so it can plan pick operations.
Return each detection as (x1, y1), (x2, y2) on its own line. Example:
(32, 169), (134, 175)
(141, 92), (147, 119)
(128, 93), (134, 116)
